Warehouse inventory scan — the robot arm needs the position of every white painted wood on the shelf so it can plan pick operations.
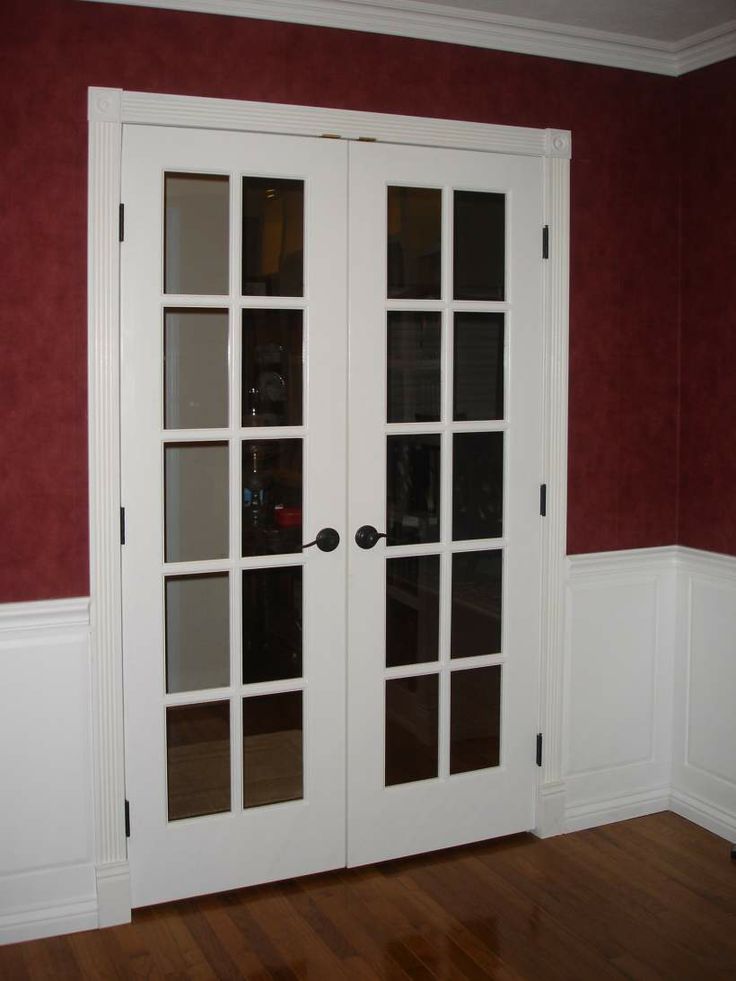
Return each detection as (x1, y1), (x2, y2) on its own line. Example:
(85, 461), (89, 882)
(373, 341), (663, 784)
(672, 547), (736, 841)
(89, 87), (571, 922)
(0, 599), (97, 945)
(347, 140), (543, 865)
(121, 124), (349, 907)
(78, 0), (736, 75)
(562, 548), (676, 832)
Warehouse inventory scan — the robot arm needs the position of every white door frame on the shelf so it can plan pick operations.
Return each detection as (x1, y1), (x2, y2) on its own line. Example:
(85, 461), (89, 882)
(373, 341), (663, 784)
(87, 85), (570, 927)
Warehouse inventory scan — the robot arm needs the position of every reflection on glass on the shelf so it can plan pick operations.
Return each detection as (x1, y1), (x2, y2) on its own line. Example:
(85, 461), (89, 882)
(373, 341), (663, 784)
(166, 701), (230, 820)
(243, 566), (302, 683)
(451, 550), (502, 659)
(242, 439), (302, 556)
(165, 442), (229, 563)
(454, 313), (504, 421)
(243, 691), (303, 808)
(166, 574), (229, 693)
(450, 666), (501, 774)
(387, 186), (441, 299)
(385, 674), (439, 786)
(243, 178), (304, 296)
(386, 555), (440, 667)
(454, 190), (505, 301)
(164, 309), (229, 430)
(242, 309), (303, 427)
(387, 434), (441, 545)
(453, 432), (503, 541)
(387, 311), (441, 423)
(164, 173), (229, 296)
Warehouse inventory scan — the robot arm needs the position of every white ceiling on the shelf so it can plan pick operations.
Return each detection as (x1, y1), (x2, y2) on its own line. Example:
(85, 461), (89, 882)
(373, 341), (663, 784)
(419, 0), (736, 44)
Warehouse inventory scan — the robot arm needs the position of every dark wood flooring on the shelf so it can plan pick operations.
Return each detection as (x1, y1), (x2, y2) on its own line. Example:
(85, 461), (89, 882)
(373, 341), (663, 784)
(2, 813), (735, 979)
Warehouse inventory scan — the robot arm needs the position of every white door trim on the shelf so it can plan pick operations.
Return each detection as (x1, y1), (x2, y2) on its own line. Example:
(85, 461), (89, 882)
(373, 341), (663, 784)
(87, 85), (570, 925)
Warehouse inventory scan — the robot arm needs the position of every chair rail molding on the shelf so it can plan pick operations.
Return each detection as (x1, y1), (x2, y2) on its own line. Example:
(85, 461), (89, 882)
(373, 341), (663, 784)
(87, 86), (571, 921)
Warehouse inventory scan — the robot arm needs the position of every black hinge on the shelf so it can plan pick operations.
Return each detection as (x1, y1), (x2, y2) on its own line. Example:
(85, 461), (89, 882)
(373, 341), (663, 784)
(540, 483), (547, 517)
(542, 224), (549, 259)
(120, 506), (126, 545)
(124, 799), (131, 838)
(119, 203), (125, 242)
(536, 733), (543, 767)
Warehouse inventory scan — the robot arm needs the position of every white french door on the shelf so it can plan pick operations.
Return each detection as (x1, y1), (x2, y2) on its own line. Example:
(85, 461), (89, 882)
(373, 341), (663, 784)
(121, 122), (543, 908)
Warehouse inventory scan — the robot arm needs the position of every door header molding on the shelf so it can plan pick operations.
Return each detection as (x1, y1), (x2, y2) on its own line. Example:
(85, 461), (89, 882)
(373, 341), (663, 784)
(87, 86), (570, 924)
(88, 87), (571, 159)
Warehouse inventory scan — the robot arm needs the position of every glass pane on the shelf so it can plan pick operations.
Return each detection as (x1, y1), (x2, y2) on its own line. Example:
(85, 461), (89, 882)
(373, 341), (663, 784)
(243, 692), (303, 808)
(165, 442), (229, 563)
(451, 550), (502, 659)
(450, 666), (501, 774)
(453, 313), (504, 421)
(387, 311), (441, 423)
(453, 432), (503, 541)
(166, 573), (229, 693)
(453, 190), (505, 301)
(164, 309), (228, 430)
(166, 701), (230, 820)
(385, 674), (439, 786)
(243, 566), (302, 683)
(387, 434), (441, 545)
(242, 177), (303, 297)
(164, 173), (229, 296)
(386, 555), (440, 667)
(387, 186), (441, 299)
(242, 439), (302, 556)
(242, 309), (303, 427)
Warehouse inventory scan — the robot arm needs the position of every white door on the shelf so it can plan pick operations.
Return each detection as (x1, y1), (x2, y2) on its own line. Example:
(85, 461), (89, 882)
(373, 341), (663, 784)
(121, 124), (543, 907)
(121, 125), (349, 907)
(347, 142), (542, 865)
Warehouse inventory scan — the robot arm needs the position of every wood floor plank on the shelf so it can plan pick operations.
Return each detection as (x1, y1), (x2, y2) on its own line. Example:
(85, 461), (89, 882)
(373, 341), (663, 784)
(1, 814), (735, 980)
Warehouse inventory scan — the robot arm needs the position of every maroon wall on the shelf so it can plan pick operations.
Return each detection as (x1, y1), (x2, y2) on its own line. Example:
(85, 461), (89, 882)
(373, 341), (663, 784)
(1, 0), (682, 602)
(678, 58), (736, 555)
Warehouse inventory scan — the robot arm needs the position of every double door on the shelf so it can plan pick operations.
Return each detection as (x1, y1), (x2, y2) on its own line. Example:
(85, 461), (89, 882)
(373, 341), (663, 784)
(121, 124), (543, 907)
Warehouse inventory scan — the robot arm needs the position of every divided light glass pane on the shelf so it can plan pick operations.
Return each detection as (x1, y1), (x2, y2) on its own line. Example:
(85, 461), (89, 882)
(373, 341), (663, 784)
(451, 550), (503, 659)
(453, 312), (504, 422)
(387, 186), (441, 299)
(452, 432), (503, 541)
(164, 442), (229, 563)
(242, 177), (304, 297)
(387, 434), (441, 546)
(164, 173), (229, 296)
(243, 691), (303, 808)
(242, 309), (303, 427)
(242, 439), (302, 557)
(453, 190), (505, 301)
(450, 666), (501, 774)
(164, 309), (229, 430)
(386, 555), (440, 667)
(242, 566), (302, 683)
(387, 311), (441, 423)
(166, 701), (231, 821)
(165, 573), (229, 693)
(385, 674), (439, 786)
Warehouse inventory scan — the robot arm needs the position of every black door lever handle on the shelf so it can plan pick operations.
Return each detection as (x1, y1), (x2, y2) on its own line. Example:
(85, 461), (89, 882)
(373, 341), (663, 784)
(354, 525), (387, 549)
(302, 527), (340, 552)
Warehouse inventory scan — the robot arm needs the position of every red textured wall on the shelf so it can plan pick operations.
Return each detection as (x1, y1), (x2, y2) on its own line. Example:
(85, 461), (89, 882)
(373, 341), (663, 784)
(678, 58), (736, 554)
(1, 0), (682, 601)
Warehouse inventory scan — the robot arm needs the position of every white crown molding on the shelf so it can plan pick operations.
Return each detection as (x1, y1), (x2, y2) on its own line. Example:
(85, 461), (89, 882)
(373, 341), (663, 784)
(78, 0), (736, 76)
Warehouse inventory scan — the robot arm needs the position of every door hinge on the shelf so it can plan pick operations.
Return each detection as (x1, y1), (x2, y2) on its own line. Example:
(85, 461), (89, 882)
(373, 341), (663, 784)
(540, 483), (547, 517)
(542, 224), (549, 259)
(536, 733), (543, 767)
(120, 506), (126, 545)
(119, 203), (125, 242)
(124, 799), (131, 838)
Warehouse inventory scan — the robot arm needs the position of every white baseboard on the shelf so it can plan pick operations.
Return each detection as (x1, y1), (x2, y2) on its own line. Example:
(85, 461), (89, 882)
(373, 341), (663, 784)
(564, 787), (670, 833)
(96, 862), (132, 928)
(671, 789), (736, 844)
(0, 898), (98, 946)
(534, 782), (566, 838)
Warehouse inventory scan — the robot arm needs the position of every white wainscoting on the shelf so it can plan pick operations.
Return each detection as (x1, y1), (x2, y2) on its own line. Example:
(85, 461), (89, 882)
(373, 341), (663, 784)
(0, 599), (97, 944)
(671, 548), (736, 842)
(563, 548), (676, 831)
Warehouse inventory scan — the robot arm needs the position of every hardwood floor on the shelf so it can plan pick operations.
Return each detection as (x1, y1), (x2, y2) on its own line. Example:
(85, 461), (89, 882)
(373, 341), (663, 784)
(2, 813), (735, 979)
